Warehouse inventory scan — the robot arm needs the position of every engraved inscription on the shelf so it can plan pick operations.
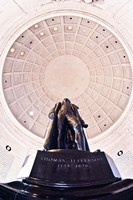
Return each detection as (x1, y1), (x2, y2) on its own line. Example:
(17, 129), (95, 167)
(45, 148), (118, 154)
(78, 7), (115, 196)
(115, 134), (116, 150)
(40, 156), (103, 168)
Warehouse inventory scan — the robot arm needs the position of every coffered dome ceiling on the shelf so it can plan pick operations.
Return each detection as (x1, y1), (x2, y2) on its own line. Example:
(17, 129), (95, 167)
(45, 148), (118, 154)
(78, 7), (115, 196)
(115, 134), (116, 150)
(2, 15), (132, 139)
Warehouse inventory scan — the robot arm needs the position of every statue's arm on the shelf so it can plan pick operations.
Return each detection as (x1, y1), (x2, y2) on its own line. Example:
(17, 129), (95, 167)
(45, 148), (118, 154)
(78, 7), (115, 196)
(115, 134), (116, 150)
(48, 102), (62, 119)
(72, 104), (88, 128)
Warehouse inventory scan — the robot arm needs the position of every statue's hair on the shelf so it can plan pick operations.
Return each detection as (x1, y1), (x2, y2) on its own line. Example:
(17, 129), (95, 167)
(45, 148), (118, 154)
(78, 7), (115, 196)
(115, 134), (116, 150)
(63, 98), (71, 103)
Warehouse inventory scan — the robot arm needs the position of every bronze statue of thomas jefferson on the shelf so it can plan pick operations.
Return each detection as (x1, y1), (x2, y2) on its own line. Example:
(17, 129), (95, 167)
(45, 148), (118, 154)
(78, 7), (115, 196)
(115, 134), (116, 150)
(44, 98), (89, 151)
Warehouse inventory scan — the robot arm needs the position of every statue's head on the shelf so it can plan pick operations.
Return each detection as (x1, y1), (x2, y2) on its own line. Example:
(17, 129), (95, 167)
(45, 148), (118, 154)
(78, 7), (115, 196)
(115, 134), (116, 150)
(63, 98), (71, 103)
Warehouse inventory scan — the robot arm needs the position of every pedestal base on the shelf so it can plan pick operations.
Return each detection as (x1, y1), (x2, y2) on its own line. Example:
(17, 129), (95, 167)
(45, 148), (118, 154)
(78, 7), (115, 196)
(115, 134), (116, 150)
(24, 149), (120, 188)
(1, 150), (133, 200)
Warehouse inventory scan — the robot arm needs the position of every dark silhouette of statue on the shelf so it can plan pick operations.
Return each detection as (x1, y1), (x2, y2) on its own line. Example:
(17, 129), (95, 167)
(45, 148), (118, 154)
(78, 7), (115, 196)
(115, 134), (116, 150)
(44, 98), (89, 151)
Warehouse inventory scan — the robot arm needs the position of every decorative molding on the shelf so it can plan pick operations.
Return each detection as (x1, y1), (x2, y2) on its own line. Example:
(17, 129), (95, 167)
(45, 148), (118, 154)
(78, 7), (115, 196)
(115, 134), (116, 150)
(50, 0), (105, 9)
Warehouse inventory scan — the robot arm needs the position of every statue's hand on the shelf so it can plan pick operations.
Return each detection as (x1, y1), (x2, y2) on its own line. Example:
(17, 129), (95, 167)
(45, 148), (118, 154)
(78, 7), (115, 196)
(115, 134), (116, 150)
(49, 112), (55, 119)
(82, 123), (88, 128)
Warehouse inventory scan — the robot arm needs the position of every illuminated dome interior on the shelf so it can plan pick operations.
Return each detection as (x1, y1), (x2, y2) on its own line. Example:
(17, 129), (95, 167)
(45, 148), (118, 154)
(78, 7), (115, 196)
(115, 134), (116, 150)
(2, 15), (132, 138)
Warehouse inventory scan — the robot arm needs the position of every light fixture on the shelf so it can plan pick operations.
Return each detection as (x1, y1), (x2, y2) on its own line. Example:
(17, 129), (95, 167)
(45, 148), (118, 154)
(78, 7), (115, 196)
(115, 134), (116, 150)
(117, 150), (123, 156)
(53, 27), (58, 31)
(20, 51), (25, 56)
(67, 26), (73, 30)
(34, 24), (39, 29)
(29, 111), (34, 116)
(10, 48), (15, 53)
(6, 145), (11, 151)
(40, 32), (45, 36)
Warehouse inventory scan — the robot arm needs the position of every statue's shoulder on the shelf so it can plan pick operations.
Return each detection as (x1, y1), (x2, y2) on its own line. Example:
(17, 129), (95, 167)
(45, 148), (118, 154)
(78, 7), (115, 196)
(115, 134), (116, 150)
(72, 104), (79, 109)
(71, 104), (79, 112)
(48, 102), (62, 119)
